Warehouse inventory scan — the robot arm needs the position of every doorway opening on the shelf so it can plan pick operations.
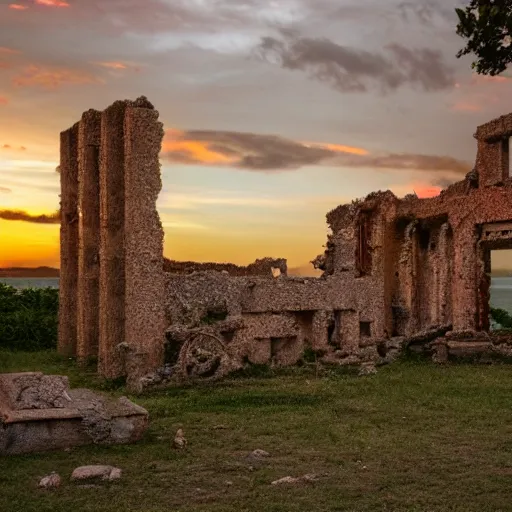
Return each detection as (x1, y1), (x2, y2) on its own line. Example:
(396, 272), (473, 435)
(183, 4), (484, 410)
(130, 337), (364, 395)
(489, 249), (512, 330)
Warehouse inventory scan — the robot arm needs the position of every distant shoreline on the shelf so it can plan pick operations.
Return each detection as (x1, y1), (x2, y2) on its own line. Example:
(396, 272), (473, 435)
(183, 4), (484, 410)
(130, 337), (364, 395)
(0, 267), (60, 278)
(1, 266), (512, 279)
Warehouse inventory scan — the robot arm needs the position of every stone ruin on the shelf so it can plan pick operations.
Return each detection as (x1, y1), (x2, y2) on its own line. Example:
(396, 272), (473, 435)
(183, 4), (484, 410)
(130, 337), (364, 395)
(54, 98), (512, 389)
(58, 96), (165, 389)
(0, 372), (148, 455)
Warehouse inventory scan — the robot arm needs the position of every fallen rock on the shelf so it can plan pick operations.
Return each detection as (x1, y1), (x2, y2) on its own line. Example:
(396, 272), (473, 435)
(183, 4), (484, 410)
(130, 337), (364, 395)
(71, 465), (122, 481)
(0, 372), (149, 456)
(39, 472), (61, 489)
(249, 449), (270, 459)
(173, 428), (187, 449)
(358, 362), (377, 376)
(271, 474), (318, 485)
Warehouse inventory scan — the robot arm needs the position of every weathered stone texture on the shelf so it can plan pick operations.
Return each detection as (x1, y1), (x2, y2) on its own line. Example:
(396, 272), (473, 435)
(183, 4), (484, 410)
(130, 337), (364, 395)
(164, 257), (287, 276)
(58, 123), (79, 356)
(77, 110), (101, 361)
(98, 101), (128, 379)
(59, 97), (166, 385)
(0, 372), (148, 455)
(57, 104), (512, 385)
(124, 106), (165, 381)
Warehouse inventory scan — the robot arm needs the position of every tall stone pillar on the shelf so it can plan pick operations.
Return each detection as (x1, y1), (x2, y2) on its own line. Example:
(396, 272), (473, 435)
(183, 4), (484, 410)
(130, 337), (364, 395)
(98, 101), (128, 379)
(124, 105), (165, 382)
(77, 110), (101, 361)
(452, 224), (478, 332)
(58, 123), (79, 356)
(437, 223), (453, 326)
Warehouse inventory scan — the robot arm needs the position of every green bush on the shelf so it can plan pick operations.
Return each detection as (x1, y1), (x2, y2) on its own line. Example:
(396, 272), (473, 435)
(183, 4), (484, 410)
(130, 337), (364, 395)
(490, 307), (512, 329)
(0, 283), (58, 351)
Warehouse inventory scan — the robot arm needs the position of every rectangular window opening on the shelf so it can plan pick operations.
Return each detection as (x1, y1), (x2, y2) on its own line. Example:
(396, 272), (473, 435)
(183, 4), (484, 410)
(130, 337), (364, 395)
(359, 321), (372, 337)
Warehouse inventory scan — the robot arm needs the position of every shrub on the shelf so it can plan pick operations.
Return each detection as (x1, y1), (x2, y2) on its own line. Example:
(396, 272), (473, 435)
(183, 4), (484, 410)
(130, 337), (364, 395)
(490, 307), (512, 330)
(0, 283), (59, 351)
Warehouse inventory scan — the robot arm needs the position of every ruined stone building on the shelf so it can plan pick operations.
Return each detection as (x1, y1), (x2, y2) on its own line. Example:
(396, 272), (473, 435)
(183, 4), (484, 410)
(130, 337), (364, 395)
(58, 99), (512, 388)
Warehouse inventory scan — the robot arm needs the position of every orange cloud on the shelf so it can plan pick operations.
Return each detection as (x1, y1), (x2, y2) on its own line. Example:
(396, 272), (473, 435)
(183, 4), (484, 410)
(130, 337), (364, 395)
(415, 186), (442, 198)
(0, 47), (20, 54)
(163, 129), (371, 170)
(303, 142), (369, 156)
(95, 62), (128, 70)
(35, 0), (70, 6)
(451, 101), (482, 113)
(9, 4), (28, 10)
(163, 138), (236, 165)
(1, 144), (27, 151)
(0, 97), (8, 105)
(12, 65), (101, 89)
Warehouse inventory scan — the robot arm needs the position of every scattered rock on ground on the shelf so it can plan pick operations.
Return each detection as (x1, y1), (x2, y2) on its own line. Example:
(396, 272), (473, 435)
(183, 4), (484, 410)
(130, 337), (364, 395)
(71, 465), (122, 481)
(271, 474), (318, 485)
(249, 449), (270, 459)
(358, 362), (377, 376)
(39, 472), (61, 489)
(173, 428), (187, 449)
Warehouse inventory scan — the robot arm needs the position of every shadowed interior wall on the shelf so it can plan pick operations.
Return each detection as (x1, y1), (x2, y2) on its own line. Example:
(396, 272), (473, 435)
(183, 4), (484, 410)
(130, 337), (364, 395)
(77, 110), (101, 361)
(98, 101), (128, 379)
(58, 124), (79, 357)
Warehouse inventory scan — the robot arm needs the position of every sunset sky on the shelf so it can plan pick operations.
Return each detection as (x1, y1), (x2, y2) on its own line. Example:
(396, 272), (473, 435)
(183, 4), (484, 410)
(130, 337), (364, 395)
(1, 0), (512, 270)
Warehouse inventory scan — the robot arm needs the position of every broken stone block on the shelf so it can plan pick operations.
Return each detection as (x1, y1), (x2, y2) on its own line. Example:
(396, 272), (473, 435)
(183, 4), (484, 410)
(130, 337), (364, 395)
(39, 472), (61, 489)
(358, 362), (377, 376)
(71, 465), (122, 481)
(271, 474), (318, 485)
(0, 372), (148, 455)
(173, 428), (187, 449)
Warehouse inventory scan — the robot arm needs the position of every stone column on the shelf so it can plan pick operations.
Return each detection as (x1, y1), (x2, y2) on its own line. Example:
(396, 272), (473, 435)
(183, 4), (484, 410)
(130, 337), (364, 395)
(339, 310), (359, 354)
(58, 123), (79, 357)
(77, 110), (101, 361)
(123, 105), (165, 382)
(398, 221), (416, 336)
(452, 224), (478, 332)
(311, 310), (330, 351)
(437, 223), (453, 326)
(98, 101), (128, 379)
(476, 138), (507, 188)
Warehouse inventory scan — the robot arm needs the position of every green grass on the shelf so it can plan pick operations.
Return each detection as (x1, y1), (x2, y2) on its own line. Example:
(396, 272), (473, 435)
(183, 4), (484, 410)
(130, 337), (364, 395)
(3, 352), (512, 511)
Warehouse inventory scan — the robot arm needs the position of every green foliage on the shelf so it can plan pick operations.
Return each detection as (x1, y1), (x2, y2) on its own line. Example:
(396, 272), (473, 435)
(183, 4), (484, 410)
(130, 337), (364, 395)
(455, 0), (512, 75)
(0, 283), (59, 351)
(490, 306), (512, 329)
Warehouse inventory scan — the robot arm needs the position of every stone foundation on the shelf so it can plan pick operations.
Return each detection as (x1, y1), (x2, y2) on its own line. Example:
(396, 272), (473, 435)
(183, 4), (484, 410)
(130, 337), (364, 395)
(0, 373), (148, 455)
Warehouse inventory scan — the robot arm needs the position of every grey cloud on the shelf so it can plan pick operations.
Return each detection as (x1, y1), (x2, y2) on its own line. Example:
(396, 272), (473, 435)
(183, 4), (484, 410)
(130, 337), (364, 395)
(0, 209), (60, 224)
(255, 32), (454, 93)
(397, 0), (457, 25)
(164, 129), (471, 175)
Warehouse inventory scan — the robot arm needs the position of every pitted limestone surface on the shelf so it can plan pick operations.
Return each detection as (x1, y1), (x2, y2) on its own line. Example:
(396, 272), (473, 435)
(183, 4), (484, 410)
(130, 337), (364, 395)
(58, 101), (512, 384)
(0, 372), (148, 455)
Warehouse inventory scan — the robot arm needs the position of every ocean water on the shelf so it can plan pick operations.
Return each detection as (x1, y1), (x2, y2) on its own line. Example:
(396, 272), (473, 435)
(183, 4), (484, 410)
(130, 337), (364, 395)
(2, 276), (512, 314)
(0, 277), (59, 290)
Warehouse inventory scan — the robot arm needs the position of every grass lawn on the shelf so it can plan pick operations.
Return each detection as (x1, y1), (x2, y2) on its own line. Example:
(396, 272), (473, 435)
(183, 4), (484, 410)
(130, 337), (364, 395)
(2, 351), (512, 511)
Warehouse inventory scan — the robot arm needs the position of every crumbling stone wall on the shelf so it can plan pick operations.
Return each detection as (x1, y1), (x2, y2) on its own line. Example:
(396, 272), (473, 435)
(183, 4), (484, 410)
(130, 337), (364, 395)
(160, 112), (512, 381)
(60, 103), (512, 386)
(58, 97), (165, 387)
(163, 257), (287, 276)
